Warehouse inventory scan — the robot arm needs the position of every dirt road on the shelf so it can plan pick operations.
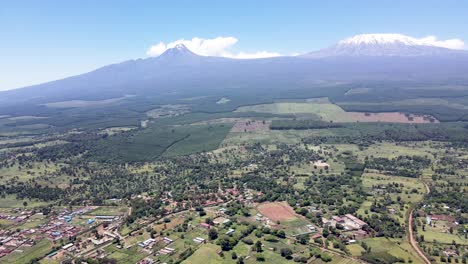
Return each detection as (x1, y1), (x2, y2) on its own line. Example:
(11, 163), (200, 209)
(408, 209), (431, 264)
(407, 180), (431, 264)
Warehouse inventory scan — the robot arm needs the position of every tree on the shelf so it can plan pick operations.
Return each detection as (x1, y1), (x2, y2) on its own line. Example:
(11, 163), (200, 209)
(297, 234), (309, 245)
(320, 253), (332, 262)
(256, 254), (265, 261)
(208, 228), (218, 240)
(23, 201), (28, 207)
(231, 252), (238, 259)
(280, 248), (293, 259)
(253, 241), (263, 252)
(277, 230), (286, 238)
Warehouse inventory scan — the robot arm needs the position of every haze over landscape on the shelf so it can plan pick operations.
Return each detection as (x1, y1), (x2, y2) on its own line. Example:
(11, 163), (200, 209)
(0, 1), (467, 264)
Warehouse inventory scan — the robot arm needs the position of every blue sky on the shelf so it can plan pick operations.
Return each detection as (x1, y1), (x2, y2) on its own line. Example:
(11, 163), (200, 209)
(1, 0), (467, 90)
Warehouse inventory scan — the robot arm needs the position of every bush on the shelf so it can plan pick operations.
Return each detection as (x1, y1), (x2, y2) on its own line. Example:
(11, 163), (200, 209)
(280, 248), (293, 259)
(264, 235), (278, 242)
(294, 256), (308, 263)
(320, 253), (332, 262)
(242, 238), (253, 245)
(256, 254), (265, 262)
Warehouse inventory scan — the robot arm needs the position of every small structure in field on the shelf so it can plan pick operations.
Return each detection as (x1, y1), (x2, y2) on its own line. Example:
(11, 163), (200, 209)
(193, 237), (206, 244)
(213, 217), (231, 225)
(200, 223), (211, 229)
(312, 160), (330, 169)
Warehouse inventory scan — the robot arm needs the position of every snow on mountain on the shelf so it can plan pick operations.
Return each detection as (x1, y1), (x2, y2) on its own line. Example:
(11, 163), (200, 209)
(158, 44), (198, 58)
(339, 34), (422, 46)
(303, 33), (467, 58)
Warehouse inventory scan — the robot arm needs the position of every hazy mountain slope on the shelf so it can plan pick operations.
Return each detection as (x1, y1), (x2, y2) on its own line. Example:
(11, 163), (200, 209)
(1, 37), (468, 121)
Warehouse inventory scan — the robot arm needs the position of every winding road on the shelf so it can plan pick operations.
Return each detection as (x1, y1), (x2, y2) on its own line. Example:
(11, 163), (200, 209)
(407, 182), (431, 264)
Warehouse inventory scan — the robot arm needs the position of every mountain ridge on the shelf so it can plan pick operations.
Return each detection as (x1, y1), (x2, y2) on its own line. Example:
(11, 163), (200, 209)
(302, 33), (468, 58)
(1, 34), (468, 110)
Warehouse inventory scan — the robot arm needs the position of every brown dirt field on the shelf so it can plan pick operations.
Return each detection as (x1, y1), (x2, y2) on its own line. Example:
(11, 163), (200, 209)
(347, 112), (439, 123)
(153, 216), (185, 232)
(257, 202), (298, 222)
(230, 120), (271, 132)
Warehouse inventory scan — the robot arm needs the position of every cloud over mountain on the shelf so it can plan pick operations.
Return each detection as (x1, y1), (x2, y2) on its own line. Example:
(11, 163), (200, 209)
(416, 35), (465, 50)
(147, 37), (281, 59)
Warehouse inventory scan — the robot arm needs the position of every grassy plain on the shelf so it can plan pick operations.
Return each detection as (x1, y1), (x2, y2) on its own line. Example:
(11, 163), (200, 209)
(1, 239), (53, 264)
(235, 100), (349, 122)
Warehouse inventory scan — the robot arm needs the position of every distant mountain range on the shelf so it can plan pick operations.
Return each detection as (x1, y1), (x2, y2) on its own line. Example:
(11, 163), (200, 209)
(1, 34), (468, 115)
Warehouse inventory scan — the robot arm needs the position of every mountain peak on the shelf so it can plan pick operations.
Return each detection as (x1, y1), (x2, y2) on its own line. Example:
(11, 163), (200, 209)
(159, 44), (197, 58)
(338, 33), (421, 46)
(302, 33), (466, 58)
(174, 43), (189, 51)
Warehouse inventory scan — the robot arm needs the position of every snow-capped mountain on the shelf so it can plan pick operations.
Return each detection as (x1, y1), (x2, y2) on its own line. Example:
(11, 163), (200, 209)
(158, 44), (197, 58)
(303, 33), (467, 58)
(2, 34), (468, 110)
(339, 33), (425, 46)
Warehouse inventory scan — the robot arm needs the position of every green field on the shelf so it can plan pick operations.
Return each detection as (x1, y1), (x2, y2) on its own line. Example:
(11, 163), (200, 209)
(182, 244), (225, 264)
(103, 244), (148, 264)
(162, 123), (233, 157)
(87, 123), (233, 162)
(1, 239), (53, 264)
(235, 100), (350, 122)
(361, 237), (425, 264)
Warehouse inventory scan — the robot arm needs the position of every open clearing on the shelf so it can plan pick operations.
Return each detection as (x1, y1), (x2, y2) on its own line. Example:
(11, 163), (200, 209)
(216, 97), (231, 104)
(146, 104), (190, 118)
(235, 101), (347, 122)
(347, 112), (438, 123)
(43, 95), (132, 108)
(235, 99), (438, 123)
(230, 120), (271, 132)
(182, 244), (224, 264)
(257, 202), (298, 222)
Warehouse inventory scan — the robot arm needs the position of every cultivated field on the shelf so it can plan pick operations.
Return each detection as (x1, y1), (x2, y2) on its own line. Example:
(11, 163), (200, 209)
(235, 101), (347, 122)
(235, 99), (441, 123)
(230, 120), (270, 132)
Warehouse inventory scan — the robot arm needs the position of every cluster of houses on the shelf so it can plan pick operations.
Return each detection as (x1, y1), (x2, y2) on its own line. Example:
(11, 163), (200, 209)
(138, 238), (156, 249)
(219, 183), (262, 207)
(0, 209), (32, 223)
(0, 206), (126, 261)
(255, 213), (273, 227)
(323, 214), (369, 241)
(138, 257), (156, 264)
(0, 207), (99, 259)
(425, 214), (458, 226)
(323, 214), (367, 231)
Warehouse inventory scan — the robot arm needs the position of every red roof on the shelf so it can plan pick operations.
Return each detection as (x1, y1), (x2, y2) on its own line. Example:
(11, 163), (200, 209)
(430, 215), (456, 222)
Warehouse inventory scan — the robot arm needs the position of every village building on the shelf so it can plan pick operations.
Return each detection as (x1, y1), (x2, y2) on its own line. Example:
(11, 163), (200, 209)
(138, 238), (156, 248)
(213, 217), (231, 225)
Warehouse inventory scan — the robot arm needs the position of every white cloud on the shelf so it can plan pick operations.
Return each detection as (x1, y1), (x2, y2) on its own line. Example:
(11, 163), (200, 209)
(146, 37), (282, 59)
(417, 36), (465, 50)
